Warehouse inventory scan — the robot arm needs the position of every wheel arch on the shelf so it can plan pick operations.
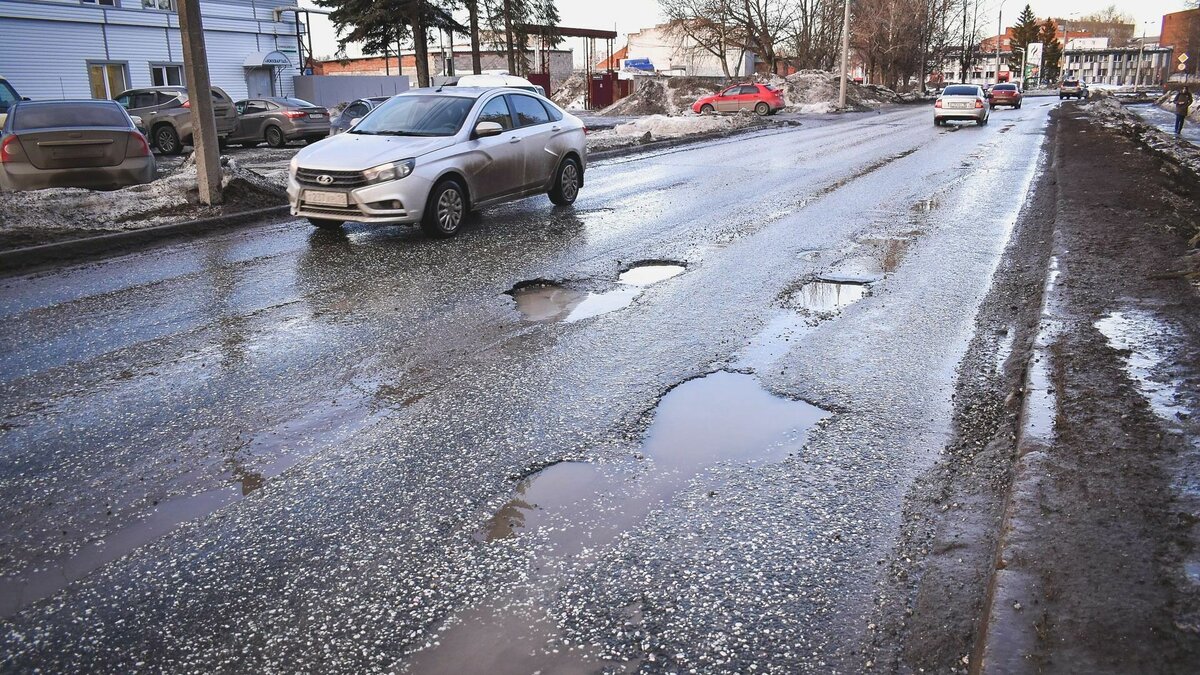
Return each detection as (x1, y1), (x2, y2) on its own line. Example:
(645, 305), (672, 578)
(430, 169), (472, 211)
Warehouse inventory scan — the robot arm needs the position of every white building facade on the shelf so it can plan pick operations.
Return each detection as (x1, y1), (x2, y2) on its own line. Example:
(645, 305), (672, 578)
(1063, 46), (1174, 86)
(625, 23), (755, 78)
(0, 0), (304, 102)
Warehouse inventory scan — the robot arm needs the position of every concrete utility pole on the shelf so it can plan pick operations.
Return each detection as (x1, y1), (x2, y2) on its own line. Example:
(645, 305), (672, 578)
(995, 0), (1007, 84)
(176, 0), (221, 205)
(837, 0), (852, 109)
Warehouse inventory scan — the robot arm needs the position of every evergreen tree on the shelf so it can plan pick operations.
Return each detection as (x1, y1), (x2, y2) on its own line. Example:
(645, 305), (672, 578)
(313, 0), (464, 87)
(1038, 19), (1062, 84)
(1009, 4), (1039, 70)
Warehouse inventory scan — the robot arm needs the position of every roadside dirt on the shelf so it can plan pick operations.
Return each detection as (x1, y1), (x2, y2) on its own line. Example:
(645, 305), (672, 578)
(868, 104), (1200, 672)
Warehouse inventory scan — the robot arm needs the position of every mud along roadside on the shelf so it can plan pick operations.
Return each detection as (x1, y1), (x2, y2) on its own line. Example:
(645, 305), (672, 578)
(867, 103), (1200, 673)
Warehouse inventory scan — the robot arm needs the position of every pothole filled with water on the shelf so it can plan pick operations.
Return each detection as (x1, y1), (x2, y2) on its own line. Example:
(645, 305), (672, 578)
(507, 262), (686, 323)
(421, 372), (830, 672)
(787, 279), (869, 313)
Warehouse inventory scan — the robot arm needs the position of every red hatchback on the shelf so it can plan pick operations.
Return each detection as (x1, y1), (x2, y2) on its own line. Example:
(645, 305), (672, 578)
(693, 84), (785, 116)
(988, 83), (1022, 109)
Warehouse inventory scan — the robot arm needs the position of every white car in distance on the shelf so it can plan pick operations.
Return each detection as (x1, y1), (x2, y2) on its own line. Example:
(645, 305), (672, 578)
(288, 87), (586, 238)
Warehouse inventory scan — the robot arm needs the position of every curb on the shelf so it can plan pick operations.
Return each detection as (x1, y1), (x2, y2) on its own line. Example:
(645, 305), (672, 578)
(0, 204), (291, 274)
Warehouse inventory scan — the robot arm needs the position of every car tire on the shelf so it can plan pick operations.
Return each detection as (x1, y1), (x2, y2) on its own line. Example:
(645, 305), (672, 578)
(421, 178), (467, 238)
(154, 125), (182, 155)
(548, 156), (581, 206)
(265, 125), (287, 148)
(978, 117), (987, 126)
(1016, 103), (1022, 109)
(755, 102), (770, 116)
(700, 104), (714, 115)
(309, 218), (344, 230)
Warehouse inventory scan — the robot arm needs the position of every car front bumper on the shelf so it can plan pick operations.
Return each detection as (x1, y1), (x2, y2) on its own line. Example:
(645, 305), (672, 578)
(0, 156), (156, 191)
(288, 171), (434, 224)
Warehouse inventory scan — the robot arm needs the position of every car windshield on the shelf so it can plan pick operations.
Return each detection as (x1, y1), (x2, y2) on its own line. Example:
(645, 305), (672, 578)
(12, 102), (129, 130)
(276, 98), (317, 108)
(943, 85), (979, 96)
(351, 95), (475, 137)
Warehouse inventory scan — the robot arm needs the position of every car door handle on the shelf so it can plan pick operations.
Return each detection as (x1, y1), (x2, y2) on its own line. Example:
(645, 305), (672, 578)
(551, 126), (561, 131)
(508, 137), (521, 143)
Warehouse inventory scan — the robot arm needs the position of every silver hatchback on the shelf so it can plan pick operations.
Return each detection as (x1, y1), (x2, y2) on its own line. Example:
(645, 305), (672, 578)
(288, 88), (587, 238)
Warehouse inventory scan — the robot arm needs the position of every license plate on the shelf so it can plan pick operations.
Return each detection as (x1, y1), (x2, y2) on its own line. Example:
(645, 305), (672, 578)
(304, 190), (348, 207)
(52, 147), (104, 159)
(949, 102), (971, 109)
(308, 113), (326, 119)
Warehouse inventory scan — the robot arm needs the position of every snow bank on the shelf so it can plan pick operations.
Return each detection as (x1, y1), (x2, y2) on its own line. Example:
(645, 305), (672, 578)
(551, 72), (589, 111)
(597, 77), (723, 117)
(586, 112), (757, 151)
(1081, 92), (1200, 180)
(0, 156), (286, 237)
(1154, 90), (1200, 123)
(763, 70), (900, 112)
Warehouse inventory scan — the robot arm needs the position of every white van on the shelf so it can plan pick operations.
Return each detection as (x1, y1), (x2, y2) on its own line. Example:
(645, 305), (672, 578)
(453, 74), (546, 97)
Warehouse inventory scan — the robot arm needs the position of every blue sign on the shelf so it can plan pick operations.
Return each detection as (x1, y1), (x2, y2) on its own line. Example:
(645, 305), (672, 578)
(623, 58), (654, 71)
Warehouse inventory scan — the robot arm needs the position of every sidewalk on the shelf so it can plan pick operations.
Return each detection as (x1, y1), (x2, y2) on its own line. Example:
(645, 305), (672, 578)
(1126, 102), (1200, 146)
(975, 104), (1200, 672)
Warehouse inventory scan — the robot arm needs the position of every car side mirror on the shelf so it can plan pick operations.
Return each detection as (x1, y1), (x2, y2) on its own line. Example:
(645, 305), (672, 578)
(21, 97), (30, 101)
(474, 121), (503, 138)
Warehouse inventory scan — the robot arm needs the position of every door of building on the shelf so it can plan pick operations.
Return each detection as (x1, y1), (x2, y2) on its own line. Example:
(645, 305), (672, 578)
(245, 68), (274, 98)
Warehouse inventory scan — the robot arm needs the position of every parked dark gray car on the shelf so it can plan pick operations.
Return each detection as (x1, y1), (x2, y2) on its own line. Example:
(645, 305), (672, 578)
(0, 100), (155, 191)
(330, 96), (391, 134)
(114, 86), (239, 155)
(227, 98), (330, 148)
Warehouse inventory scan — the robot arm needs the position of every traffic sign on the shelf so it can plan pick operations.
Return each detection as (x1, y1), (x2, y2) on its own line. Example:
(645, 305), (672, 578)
(1180, 52), (1189, 63)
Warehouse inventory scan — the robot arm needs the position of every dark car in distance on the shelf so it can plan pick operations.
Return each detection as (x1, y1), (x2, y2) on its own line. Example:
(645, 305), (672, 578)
(0, 99), (155, 191)
(226, 97), (330, 148)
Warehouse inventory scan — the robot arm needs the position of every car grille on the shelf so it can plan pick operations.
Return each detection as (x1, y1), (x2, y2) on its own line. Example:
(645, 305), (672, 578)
(300, 204), (363, 218)
(295, 167), (367, 188)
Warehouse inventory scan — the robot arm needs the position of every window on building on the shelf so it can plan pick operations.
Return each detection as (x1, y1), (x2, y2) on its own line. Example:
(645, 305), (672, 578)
(142, 0), (175, 9)
(150, 64), (183, 87)
(81, 0), (118, 6)
(87, 62), (127, 99)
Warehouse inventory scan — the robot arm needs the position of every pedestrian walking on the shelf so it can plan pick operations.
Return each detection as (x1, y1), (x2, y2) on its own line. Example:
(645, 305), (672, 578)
(1174, 87), (1193, 135)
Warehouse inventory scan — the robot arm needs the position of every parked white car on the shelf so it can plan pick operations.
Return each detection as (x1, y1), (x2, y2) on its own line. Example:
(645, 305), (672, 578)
(288, 87), (586, 237)
(454, 73), (546, 97)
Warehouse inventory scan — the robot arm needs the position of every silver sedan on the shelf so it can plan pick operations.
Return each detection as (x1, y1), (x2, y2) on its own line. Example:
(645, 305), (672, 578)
(934, 84), (990, 126)
(287, 87), (587, 237)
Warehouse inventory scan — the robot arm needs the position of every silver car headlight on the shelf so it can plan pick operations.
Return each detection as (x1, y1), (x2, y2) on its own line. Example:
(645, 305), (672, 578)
(363, 159), (415, 185)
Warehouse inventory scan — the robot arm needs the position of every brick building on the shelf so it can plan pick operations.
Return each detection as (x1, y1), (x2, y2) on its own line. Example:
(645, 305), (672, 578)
(311, 47), (574, 89)
(1161, 8), (1200, 74)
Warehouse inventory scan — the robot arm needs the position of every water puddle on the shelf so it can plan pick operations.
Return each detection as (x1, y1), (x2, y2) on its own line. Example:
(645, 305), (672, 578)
(414, 372), (829, 671)
(787, 279), (869, 313)
(507, 263), (685, 323)
(1094, 309), (1189, 425)
(822, 236), (914, 283)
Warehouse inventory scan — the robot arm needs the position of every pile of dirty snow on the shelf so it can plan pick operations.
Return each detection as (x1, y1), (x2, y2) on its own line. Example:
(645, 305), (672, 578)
(764, 70), (900, 113)
(586, 112), (757, 151)
(597, 77), (723, 116)
(1081, 93), (1200, 182)
(0, 155), (287, 246)
(551, 72), (589, 110)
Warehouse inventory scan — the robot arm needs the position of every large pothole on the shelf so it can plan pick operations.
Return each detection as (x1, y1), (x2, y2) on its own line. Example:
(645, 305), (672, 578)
(507, 262), (686, 323)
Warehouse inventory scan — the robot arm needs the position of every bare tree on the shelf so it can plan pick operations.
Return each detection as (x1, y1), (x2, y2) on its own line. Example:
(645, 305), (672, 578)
(659, 0), (743, 79)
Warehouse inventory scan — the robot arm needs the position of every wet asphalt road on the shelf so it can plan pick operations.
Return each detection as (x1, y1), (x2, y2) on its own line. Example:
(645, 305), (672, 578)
(2, 101), (1055, 671)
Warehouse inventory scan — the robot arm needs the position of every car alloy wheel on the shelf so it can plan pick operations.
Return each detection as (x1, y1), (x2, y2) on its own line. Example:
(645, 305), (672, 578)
(755, 102), (770, 116)
(155, 126), (180, 154)
(560, 163), (579, 202)
(700, 104), (714, 114)
(436, 186), (463, 232)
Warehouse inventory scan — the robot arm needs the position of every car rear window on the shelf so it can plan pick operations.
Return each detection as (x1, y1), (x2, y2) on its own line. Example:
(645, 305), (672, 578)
(943, 85), (979, 96)
(1063, 80), (1080, 86)
(276, 98), (317, 108)
(12, 101), (129, 130)
(995, 84), (1017, 91)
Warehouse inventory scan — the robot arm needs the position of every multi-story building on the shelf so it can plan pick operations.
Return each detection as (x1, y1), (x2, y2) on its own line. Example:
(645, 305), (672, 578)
(1063, 46), (1174, 86)
(0, 0), (305, 101)
(1160, 8), (1199, 75)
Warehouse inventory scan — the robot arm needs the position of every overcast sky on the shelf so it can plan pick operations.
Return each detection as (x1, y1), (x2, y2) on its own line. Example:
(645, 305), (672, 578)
(299, 0), (1193, 62)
